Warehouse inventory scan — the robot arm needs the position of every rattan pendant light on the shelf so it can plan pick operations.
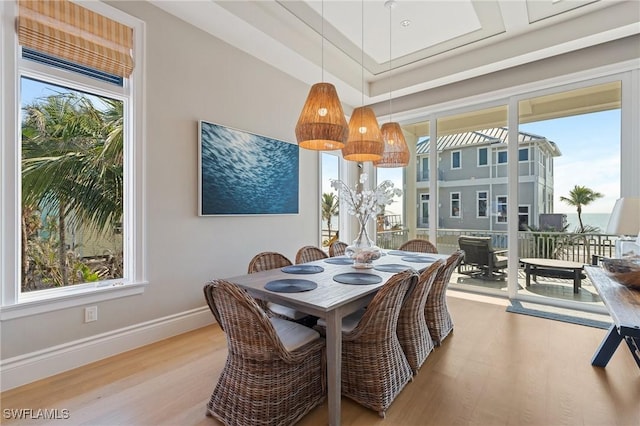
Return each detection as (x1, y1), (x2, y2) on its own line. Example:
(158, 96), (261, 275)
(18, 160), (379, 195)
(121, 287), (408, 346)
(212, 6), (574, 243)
(375, 0), (410, 168)
(342, 0), (384, 162)
(295, 1), (348, 150)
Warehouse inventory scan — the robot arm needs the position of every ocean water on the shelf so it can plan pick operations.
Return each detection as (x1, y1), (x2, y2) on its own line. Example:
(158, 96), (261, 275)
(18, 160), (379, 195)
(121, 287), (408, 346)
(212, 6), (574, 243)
(563, 213), (610, 233)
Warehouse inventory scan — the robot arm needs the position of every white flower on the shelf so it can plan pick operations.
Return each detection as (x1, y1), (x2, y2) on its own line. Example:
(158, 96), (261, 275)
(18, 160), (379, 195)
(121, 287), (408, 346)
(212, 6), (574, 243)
(330, 174), (402, 225)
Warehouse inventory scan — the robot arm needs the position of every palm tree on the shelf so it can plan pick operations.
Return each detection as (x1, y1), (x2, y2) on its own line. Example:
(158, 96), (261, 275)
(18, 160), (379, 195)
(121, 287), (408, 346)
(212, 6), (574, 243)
(559, 185), (604, 233)
(21, 93), (123, 287)
(321, 192), (339, 239)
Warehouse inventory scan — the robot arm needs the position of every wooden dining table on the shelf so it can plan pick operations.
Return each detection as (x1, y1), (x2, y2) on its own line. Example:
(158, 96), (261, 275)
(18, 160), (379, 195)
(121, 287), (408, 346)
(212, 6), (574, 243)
(223, 250), (450, 426)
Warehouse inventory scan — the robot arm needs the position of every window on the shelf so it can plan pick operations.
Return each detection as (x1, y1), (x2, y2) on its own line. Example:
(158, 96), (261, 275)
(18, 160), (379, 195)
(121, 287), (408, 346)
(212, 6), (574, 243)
(478, 147), (488, 166)
(451, 151), (461, 169)
(420, 194), (430, 227)
(421, 156), (429, 180)
(2, 0), (145, 316)
(496, 196), (507, 223)
(477, 191), (488, 218)
(497, 150), (508, 164)
(518, 206), (530, 230)
(451, 193), (461, 218)
(321, 153), (340, 247)
(519, 148), (529, 161)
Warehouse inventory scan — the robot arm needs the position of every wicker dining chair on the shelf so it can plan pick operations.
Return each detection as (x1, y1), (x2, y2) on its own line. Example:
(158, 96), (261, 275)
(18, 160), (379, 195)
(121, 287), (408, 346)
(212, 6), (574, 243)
(203, 280), (326, 426)
(329, 241), (348, 257)
(425, 250), (465, 345)
(315, 269), (417, 418)
(399, 238), (438, 254)
(248, 251), (307, 321)
(295, 245), (328, 264)
(397, 259), (445, 375)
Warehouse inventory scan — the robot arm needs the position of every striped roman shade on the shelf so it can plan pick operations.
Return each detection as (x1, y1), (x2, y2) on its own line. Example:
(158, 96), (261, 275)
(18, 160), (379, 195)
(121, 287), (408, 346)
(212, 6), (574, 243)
(17, 0), (134, 77)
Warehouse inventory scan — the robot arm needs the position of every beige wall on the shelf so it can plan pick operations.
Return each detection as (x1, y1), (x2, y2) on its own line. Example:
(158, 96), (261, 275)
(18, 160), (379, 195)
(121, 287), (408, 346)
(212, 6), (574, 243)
(1, 1), (319, 359)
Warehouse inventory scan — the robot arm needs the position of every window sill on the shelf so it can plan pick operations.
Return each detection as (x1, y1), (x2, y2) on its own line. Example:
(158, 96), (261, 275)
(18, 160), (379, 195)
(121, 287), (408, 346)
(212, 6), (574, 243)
(0, 281), (148, 321)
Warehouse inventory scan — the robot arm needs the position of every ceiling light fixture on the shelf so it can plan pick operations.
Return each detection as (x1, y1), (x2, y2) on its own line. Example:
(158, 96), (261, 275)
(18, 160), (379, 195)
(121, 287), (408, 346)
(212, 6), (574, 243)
(342, 0), (384, 162)
(295, 0), (348, 151)
(375, 0), (410, 168)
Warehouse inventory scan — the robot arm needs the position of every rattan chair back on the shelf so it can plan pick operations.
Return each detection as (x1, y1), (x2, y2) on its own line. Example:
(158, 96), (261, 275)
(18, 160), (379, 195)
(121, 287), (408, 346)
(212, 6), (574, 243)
(399, 238), (438, 253)
(340, 269), (417, 417)
(397, 259), (445, 374)
(329, 241), (348, 257)
(425, 250), (465, 345)
(247, 251), (293, 273)
(203, 280), (326, 425)
(295, 245), (328, 264)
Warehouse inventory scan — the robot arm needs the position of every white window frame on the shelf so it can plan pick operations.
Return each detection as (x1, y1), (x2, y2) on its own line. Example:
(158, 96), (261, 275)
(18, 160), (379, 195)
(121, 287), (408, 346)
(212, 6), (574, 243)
(518, 147), (529, 162)
(420, 193), (430, 227)
(451, 150), (461, 169)
(421, 156), (429, 180)
(497, 150), (508, 164)
(477, 191), (488, 218)
(518, 205), (530, 229)
(496, 195), (508, 223)
(0, 1), (147, 320)
(450, 192), (461, 218)
(477, 147), (488, 167)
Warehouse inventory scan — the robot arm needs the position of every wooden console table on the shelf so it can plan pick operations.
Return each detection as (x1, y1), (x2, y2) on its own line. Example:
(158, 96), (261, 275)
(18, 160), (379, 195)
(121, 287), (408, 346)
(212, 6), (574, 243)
(584, 266), (640, 369)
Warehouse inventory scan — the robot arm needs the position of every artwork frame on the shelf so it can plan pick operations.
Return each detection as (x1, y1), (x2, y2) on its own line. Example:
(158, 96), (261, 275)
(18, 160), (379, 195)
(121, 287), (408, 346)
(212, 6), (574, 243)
(198, 121), (299, 216)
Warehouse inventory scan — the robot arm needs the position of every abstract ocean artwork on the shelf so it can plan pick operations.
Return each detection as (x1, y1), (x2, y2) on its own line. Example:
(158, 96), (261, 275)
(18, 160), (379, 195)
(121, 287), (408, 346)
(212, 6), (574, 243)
(198, 121), (299, 215)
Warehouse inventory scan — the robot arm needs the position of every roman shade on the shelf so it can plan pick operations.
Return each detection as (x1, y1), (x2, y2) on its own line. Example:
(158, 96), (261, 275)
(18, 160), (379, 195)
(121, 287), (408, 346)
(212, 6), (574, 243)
(17, 0), (134, 77)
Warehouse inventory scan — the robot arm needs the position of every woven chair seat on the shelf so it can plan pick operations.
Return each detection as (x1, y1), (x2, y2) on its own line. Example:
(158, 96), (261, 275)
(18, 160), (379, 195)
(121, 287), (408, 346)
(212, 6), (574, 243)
(425, 250), (465, 346)
(397, 259), (445, 374)
(203, 280), (326, 426)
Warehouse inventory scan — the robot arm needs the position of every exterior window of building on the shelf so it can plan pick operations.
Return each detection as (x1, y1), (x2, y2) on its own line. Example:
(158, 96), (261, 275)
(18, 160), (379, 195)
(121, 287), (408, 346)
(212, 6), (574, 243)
(420, 193), (429, 227)
(1, 0), (145, 314)
(497, 150), (508, 164)
(519, 147), (529, 161)
(451, 150), (461, 169)
(496, 196), (508, 223)
(478, 147), (488, 166)
(451, 192), (461, 217)
(518, 205), (530, 229)
(421, 156), (429, 180)
(477, 191), (488, 218)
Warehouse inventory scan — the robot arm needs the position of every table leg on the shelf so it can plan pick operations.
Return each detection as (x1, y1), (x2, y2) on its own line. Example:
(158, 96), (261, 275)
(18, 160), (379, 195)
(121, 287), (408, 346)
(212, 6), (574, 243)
(592, 324), (623, 367)
(325, 310), (342, 426)
(525, 264), (531, 287)
(573, 268), (581, 294)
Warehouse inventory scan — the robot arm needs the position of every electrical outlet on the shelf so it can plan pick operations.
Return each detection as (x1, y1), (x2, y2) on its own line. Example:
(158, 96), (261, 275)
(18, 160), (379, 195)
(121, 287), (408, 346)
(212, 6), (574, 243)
(84, 306), (98, 323)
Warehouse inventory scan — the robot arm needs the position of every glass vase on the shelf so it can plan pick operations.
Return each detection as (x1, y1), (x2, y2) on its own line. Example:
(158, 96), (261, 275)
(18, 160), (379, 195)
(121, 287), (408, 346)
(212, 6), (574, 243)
(345, 219), (381, 269)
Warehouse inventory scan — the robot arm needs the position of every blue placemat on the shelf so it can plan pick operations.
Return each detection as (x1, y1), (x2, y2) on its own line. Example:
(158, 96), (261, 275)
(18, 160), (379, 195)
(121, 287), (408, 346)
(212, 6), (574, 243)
(401, 256), (438, 263)
(325, 257), (355, 265)
(281, 265), (325, 274)
(333, 272), (382, 285)
(265, 279), (317, 293)
(374, 263), (414, 273)
(388, 250), (409, 256)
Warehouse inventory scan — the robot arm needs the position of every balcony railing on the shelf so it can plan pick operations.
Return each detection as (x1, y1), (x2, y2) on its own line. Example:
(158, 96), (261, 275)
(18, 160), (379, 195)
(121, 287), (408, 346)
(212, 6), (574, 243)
(377, 228), (617, 263)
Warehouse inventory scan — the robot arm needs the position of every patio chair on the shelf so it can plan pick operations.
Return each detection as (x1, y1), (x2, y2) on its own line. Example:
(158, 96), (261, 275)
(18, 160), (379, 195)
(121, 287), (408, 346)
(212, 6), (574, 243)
(295, 245), (328, 264)
(329, 241), (348, 257)
(315, 269), (417, 417)
(397, 259), (445, 374)
(456, 236), (507, 280)
(203, 280), (326, 426)
(399, 238), (438, 254)
(248, 251), (308, 321)
(425, 250), (465, 346)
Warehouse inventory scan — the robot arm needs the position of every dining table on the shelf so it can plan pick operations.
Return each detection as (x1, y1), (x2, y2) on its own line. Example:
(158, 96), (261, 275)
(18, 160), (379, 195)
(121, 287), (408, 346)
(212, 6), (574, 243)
(222, 249), (450, 426)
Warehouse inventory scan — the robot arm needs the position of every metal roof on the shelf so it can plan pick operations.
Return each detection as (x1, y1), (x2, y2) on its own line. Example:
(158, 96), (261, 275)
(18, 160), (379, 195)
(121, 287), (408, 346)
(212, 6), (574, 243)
(416, 127), (561, 156)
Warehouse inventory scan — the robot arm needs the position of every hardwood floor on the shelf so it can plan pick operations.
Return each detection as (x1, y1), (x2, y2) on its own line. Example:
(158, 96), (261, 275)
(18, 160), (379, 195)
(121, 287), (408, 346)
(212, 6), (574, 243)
(2, 292), (638, 426)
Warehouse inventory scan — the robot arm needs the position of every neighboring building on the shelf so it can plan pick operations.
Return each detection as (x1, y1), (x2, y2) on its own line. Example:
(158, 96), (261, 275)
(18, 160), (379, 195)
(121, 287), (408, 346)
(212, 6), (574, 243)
(415, 128), (562, 231)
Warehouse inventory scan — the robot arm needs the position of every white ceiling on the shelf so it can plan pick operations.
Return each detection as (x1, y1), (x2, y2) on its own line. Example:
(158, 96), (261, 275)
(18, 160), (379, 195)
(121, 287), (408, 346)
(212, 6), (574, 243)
(149, 0), (640, 108)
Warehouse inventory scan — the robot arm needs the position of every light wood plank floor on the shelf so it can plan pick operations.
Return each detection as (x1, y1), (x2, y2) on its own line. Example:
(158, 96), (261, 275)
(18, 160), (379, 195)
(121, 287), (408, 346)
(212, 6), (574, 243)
(2, 292), (639, 426)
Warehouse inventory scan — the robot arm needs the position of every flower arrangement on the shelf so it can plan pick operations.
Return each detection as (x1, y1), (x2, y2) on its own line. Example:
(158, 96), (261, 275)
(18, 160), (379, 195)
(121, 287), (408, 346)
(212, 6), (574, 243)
(330, 173), (402, 267)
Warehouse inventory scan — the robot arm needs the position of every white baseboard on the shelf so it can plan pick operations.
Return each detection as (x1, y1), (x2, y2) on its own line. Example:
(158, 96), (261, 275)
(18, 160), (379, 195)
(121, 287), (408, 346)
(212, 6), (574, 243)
(0, 306), (214, 392)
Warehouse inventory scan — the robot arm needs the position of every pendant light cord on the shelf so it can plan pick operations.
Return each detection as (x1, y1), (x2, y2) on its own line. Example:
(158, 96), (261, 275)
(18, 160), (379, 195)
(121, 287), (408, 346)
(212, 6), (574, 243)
(361, 0), (364, 107)
(321, 0), (324, 82)
(388, 3), (393, 122)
